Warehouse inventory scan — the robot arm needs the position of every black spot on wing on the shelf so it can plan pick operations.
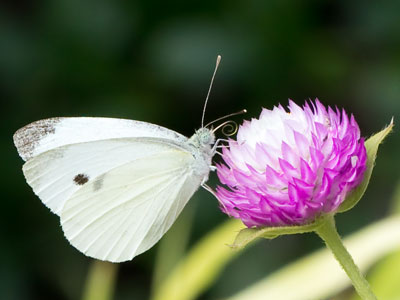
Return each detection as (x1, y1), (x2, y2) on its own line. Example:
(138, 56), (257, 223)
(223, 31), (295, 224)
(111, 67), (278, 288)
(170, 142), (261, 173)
(74, 173), (89, 185)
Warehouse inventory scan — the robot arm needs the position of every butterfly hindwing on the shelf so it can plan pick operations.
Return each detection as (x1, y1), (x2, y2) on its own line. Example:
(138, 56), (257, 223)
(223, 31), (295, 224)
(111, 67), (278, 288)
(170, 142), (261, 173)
(60, 149), (201, 262)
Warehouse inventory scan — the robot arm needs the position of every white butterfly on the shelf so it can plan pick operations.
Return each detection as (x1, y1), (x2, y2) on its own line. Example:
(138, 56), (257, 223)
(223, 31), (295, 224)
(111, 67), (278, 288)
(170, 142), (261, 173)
(13, 56), (242, 263)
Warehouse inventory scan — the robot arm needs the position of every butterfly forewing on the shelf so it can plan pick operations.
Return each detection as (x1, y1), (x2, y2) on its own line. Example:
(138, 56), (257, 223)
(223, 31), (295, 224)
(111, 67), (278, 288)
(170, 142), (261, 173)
(14, 117), (187, 161)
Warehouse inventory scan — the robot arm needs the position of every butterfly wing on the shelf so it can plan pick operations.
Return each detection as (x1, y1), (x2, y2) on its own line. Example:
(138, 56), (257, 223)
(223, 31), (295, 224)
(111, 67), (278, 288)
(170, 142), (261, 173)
(60, 146), (202, 262)
(14, 117), (187, 161)
(15, 117), (212, 262)
(21, 137), (193, 215)
(15, 117), (189, 215)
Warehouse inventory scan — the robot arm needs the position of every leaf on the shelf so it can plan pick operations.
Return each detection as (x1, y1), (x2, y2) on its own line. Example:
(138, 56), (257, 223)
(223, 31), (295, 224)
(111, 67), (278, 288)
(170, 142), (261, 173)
(349, 250), (400, 300)
(152, 205), (195, 292)
(151, 219), (244, 300)
(338, 119), (394, 213)
(81, 261), (118, 300)
(226, 215), (400, 300)
(348, 181), (400, 300)
(230, 216), (325, 249)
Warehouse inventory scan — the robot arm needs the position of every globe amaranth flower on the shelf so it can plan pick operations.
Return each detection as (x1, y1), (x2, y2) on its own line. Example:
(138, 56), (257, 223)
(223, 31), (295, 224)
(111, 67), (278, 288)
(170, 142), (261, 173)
(216, 99), (367, 228)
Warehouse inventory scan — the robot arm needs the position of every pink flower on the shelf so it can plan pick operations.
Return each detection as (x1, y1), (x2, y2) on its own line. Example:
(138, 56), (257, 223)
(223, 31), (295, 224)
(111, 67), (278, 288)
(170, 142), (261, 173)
(216, 100), (367, 227)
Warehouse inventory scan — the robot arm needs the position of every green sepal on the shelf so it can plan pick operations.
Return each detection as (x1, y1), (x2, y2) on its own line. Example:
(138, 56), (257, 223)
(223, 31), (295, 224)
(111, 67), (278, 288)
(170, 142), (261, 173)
(230, 216), (326, 249)
(337, 119), (394, 213)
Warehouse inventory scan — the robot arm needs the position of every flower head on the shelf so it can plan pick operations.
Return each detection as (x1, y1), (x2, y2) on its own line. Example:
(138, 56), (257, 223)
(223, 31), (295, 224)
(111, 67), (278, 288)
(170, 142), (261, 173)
(216, 100), (367, 227)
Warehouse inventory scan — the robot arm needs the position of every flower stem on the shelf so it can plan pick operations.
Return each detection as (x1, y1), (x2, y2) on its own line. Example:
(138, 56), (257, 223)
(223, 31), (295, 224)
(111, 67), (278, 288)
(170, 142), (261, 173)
(315, 216), (377, 300)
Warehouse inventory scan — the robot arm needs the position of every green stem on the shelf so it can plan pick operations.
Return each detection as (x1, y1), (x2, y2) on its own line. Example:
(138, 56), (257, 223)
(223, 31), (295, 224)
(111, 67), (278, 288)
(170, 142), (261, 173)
(315, 215), (376, 300)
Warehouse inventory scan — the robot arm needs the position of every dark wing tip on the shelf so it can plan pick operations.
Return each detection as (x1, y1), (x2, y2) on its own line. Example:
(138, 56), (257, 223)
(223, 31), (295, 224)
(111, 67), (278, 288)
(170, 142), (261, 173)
(13, 118), (63, 161)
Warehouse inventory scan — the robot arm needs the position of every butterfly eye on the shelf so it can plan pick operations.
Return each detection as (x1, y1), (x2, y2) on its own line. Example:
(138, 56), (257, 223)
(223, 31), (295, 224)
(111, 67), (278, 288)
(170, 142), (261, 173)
(202, 136), (211, 144)
(200, 129), (215, 145)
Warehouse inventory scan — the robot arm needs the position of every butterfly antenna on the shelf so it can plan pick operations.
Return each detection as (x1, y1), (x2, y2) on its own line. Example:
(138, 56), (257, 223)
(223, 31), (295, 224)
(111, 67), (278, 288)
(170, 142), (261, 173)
(201, 55), (221, 128)
(204, 109), (247, 129)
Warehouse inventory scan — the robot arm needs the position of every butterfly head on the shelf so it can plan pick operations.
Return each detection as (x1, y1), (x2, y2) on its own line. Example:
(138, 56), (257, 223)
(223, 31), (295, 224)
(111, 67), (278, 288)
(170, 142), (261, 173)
(188, 127), (215, 149)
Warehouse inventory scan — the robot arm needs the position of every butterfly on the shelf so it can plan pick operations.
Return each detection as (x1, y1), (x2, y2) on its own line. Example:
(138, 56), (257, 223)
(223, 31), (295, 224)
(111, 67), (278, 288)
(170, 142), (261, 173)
(13, 56), (243, 263)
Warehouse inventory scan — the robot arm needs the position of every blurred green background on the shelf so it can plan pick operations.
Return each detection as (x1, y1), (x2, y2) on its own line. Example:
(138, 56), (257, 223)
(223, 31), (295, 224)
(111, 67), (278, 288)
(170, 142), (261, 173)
(1, 1), (399, 299)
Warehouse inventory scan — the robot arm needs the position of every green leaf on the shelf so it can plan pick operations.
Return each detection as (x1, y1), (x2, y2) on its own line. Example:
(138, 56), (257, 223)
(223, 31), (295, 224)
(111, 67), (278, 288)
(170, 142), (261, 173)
(226, 215), (400, 300)
(349, 181), (400, 300)
(152, 205), (194, 293)
(338, 119), (394, 213)
(81, 260), (118, 300)
(230, 216), (326, 249)
(349, 250), (400, 300)
(151, 219), (244, 300)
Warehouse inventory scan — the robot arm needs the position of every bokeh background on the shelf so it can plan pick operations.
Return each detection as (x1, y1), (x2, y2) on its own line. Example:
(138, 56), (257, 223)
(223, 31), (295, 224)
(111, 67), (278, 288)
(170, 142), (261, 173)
(1, 1), (399, 299)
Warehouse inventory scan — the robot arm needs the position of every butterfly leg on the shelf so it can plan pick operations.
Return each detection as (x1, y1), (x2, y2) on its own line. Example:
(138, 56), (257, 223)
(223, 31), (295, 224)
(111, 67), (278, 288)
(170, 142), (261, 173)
(211, 138), (244, 154)
(201, 183), (229, 214)
(211, 138), (229, 156)
(209, 139), (226, 170)
(211, 138), (222, 153)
